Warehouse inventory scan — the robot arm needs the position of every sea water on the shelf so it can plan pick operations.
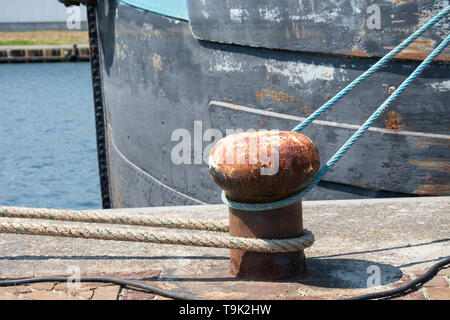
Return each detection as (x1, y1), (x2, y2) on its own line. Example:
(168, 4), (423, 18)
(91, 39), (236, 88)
(0, 62), (101, 209)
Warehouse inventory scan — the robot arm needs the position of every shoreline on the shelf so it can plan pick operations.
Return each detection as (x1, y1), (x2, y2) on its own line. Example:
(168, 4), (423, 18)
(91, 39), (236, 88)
(0, 44), (90, 63)
(0, 31), (89, 63)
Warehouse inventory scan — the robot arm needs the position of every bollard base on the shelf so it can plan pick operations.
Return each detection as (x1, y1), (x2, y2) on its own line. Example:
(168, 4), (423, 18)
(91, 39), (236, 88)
(230, 249), (305, 280)
(229, 200), (304, 280)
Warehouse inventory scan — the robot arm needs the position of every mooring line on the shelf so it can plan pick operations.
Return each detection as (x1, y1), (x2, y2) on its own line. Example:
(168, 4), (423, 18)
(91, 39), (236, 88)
(0, 219), (314, 253)
(0, 206), (228, 232)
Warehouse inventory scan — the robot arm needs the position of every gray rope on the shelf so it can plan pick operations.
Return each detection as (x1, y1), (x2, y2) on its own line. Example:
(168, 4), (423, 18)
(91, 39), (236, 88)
(0, 219), (314, 253)
(0, 206), (229, 232)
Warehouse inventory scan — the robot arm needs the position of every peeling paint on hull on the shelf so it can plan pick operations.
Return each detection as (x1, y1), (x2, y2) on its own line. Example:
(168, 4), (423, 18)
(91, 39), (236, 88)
(94, 1), (450, 208)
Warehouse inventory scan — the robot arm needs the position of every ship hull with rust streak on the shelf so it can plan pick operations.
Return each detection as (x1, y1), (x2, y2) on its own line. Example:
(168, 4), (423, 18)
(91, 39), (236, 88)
(92, 1), (450, 208)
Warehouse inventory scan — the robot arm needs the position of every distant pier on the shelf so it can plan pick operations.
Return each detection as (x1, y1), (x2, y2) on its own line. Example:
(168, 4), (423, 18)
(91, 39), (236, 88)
(0, 44), (89, 63)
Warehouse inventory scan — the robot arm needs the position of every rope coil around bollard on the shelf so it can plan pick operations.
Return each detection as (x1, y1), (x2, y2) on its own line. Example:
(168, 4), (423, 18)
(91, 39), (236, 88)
(0, 206), (314, 253)
(221, 6), (450, 212)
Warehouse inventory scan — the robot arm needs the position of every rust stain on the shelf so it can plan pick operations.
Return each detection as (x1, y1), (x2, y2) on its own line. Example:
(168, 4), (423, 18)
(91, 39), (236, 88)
(413, 140), (432, 148)
(292, 22), (300, 40)
(383, 38), (450, 62)
(258, 120), (265, 127)
(385, 110), (403, 130)
(388, 86), (396, 95)
(302, 103), (311, 114)
(112, 175), (123, 207)
(152, 53), (163, 71)
(406, 39), (434, 49)
(414, 184), (450, 195)
(116, 188), (122, 207)
(413, 140), (450, 149)
(408, 160), (450, 174)
(342, 47), (370, 58)
(301, 24), (306, 38)
(255, 88), (297, 104)
(255, 90), (263, 101)
(339, 40), (450, 62)
(209, 131), (320, 203)
(377, 128), (405, 135)
(394, 0), (414, 4)
(396, 52), (450, 62)
(230, 104), (242, 111)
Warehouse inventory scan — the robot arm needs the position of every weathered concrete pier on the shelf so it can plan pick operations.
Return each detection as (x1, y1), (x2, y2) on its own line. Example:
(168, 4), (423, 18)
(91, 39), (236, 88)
(0, 196), (448, 300)
(0, 44), (89, 63)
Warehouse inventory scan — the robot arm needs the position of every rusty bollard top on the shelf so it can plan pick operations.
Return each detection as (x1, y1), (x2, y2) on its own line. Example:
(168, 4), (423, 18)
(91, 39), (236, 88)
(209, 130), (320, 204)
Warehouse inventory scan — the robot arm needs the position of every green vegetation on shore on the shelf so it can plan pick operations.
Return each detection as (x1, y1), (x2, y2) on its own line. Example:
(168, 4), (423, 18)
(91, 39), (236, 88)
(0, 30), (89, 46)
(0, 40), (66, 46)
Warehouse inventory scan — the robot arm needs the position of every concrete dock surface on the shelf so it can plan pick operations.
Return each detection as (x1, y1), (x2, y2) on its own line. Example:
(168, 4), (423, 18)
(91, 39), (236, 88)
(0, 196), (448, 300)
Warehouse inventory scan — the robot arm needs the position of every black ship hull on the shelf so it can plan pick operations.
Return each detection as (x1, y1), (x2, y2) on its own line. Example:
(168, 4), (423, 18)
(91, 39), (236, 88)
(89, 1), (450, 208)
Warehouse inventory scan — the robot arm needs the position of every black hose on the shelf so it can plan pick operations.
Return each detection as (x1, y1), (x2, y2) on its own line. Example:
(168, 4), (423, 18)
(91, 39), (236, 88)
(1, 257), (448, 300)
(0, 276), (199, 300)
(344, 256), (450, 300)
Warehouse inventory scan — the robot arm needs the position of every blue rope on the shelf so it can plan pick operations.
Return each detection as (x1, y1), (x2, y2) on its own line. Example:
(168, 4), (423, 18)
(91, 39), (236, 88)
(222, 8), (450, 211)
(292, 5), (450, 133)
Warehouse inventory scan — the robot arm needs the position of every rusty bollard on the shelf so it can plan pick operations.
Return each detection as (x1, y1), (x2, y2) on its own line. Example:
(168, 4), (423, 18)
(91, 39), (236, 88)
(209, 130), (320, 280)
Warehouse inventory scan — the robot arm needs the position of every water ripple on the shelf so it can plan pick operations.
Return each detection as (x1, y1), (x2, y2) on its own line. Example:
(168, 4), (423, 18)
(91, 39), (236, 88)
(0, 62), (102, 210)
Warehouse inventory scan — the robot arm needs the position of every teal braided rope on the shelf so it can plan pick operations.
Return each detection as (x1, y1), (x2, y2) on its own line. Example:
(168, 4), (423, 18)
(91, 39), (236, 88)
(222, 34), (450, 211)
(291, 5), (449, 133)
